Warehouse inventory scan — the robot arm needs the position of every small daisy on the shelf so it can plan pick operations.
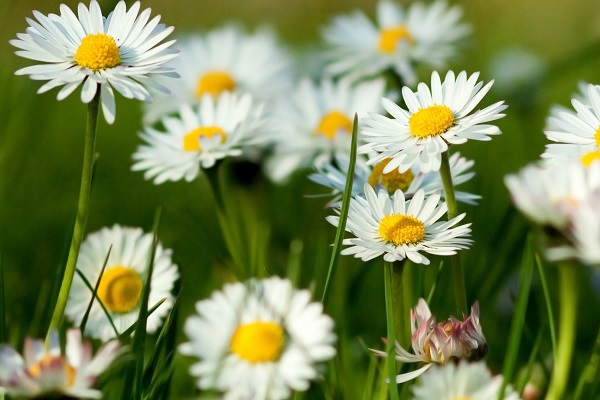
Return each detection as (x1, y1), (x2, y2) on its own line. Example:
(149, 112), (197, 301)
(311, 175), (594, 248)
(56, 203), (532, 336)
(542, 83), (600, 166)
(132, 92), (270, 184)
(66, 224), (179, 340)
(143, 25), (293, 123)
(327, 184), (472, 264)
(411, 361), (519, 400)
(310, 151), (479, 205)
(179, 277), (336, 400)
(322, 0), (470, 86)
(0, 329), (120, 399)
(551, 198), (600, 265)
(360, 70), (507, 174)
(11, 0), (179, 124)
(265, 77), (386, 183)
(372, 298), (487, 383)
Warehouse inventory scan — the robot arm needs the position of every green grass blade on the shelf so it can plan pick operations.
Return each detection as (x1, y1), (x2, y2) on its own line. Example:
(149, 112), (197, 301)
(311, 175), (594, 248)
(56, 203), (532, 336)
(321, 114), (358, 305)
(535, 253), (557, 358)
(0, 256), (4, 344)
(80, 245), (112, 334)
(517, 327), (544, 394)
(426, 261), (444, 304)
(498, 236), (534, 399)
(120, 299), (166, 338)
(76, 268), (119, 338)
(573, 326), (600, 400)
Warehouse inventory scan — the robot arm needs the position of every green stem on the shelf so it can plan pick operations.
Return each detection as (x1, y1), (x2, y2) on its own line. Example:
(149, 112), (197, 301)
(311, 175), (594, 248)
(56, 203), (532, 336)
(384, 261), (399, 400)
(47, 92), (99, 338)
(391, 261), (405, 347)
(546, 263), (579, 400)
(439, 150), (467, 315)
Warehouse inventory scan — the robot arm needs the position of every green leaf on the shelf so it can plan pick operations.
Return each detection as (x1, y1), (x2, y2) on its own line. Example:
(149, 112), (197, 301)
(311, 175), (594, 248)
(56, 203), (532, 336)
(535, 253), (557, 358)
(76, 268), (119, 338)
(80, 245), (112, 335)
(0, 256), (4, 344)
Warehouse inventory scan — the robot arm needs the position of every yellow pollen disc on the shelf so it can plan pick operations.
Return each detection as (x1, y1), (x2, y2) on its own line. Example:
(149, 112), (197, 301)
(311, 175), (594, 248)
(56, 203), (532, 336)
(409, 104), (455, 139)
(368, 158), (415, 194)
(581, 150), (600, 167)
(317, 110), (352, 139)
(182, 126), (227, 152)
(230, 321), (284, 363)
(28, 355), (76, 386)
(75, 33), (121, 71)
(196, 71), (236, 97)
(378, 26), (413, 53)
(595, 126), (600, 147)
(378, 213), (426, 246)
(97, 266), (143, 313)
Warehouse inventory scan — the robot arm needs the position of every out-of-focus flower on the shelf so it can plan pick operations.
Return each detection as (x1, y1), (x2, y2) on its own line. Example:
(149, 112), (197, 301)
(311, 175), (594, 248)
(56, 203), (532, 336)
(0, 329), (120, 399)
(327, 184), (472, 264)
(322, 0), (470, 86)
(411, 361), (519, 400)
(133, 92), (271, 184)
(11, 0), (179, 124)
(179, 277), (336, 400)
(310, 151), (479, 205)
(360, 70), (507, 174)
(143, 25), (293, 124)
(542, 83), (600, 166)
(265, 77), (386, 183)
(66, 224), (179, 340)
(372, 298), (487, 383)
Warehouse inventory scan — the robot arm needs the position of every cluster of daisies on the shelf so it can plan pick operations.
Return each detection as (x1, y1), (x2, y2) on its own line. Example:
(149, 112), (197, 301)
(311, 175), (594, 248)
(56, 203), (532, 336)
(2, 0), (535, 398)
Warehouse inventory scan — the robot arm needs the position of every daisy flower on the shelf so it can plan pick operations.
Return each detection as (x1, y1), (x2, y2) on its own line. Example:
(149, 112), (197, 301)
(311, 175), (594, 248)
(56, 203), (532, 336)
(327, 184), (472, 264)
(11, 0), (179, 124)
(132, 92), (271, 184)
(179, 277), (336, 400)
(65, 224), (179, 340)
(372, 298), (487, 383)
(411, 361), (519, 400)
(360, 70), (507, 174)
(265, 77), (386, 183)
(542, 83), (600, 166)
(552, 197), (600, 265)
(322, 0), (470, 86)
(143, 25), (293, 124)
(0, 329), (120, 399)
(310, 151), (479, 205)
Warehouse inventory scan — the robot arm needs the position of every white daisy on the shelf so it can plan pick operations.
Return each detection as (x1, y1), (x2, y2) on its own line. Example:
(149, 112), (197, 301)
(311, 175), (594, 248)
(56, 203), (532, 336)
(542, 83), (600, 166)
(132, 92), (271, 184)
(322, 0), (470, 86)
(65, 224), (179, 340)
(360, 70), (507, 174)
(143, 25), (293, 124)
(0, 329), (120, 399)
(265, 77), (386, 183)
(179, 277), (336, 400)
(11, 0), (179, 124)
(310, 151), (479, 205)
(327, 184), (472, 265)
(411, 361), (519, 400)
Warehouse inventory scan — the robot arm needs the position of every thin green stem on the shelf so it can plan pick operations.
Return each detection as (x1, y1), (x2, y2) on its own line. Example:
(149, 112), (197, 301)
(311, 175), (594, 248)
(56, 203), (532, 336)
(391, 261), (405, 347)
(546, 263), (579, 400)
(384, 261), (399, 400)
(535, 253), (557, 358)
(47, 92), (99, 339)
(439, 150), (467, 314)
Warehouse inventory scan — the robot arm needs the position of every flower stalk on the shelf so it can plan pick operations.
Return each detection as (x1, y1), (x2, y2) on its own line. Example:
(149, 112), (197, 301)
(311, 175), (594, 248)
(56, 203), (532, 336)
(384, 261), (400, 400)
(48, 92), (100, 339)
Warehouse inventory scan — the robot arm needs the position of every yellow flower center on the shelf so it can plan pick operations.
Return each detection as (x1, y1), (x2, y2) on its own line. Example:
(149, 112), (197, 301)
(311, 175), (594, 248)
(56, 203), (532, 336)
(97, 266), (143, 313)
(28, 354), (76, 386)
(196, 71), (236, 97)
(368, 158), (415, 194)
(74, 33), (121, 71)
(317, 110), (353, 139)
(182, 126), (227, 151)
(595, 126), (600, 147)
(409, 104), (455, 139)
(230, 321), (284, 363)
(378, 26), (413, 53)
(581, 150), (600, 167)
(379, 214), (426, 246)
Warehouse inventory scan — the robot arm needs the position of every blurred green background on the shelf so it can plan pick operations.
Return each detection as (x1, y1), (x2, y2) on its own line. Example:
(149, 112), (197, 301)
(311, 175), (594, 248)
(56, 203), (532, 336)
(2, 0), (600, 398)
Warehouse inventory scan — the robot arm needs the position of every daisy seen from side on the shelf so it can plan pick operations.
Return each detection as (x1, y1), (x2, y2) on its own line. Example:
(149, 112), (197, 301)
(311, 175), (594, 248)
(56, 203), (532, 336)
(322, 0), (470, 86)
(0, 329), (120, 399)
(65, 224), (179, 340)
(179, 277), (336, 400)
(11, 0), (179, 124)
(360, 70), (507, 174)
(327, 184), (472, 265)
